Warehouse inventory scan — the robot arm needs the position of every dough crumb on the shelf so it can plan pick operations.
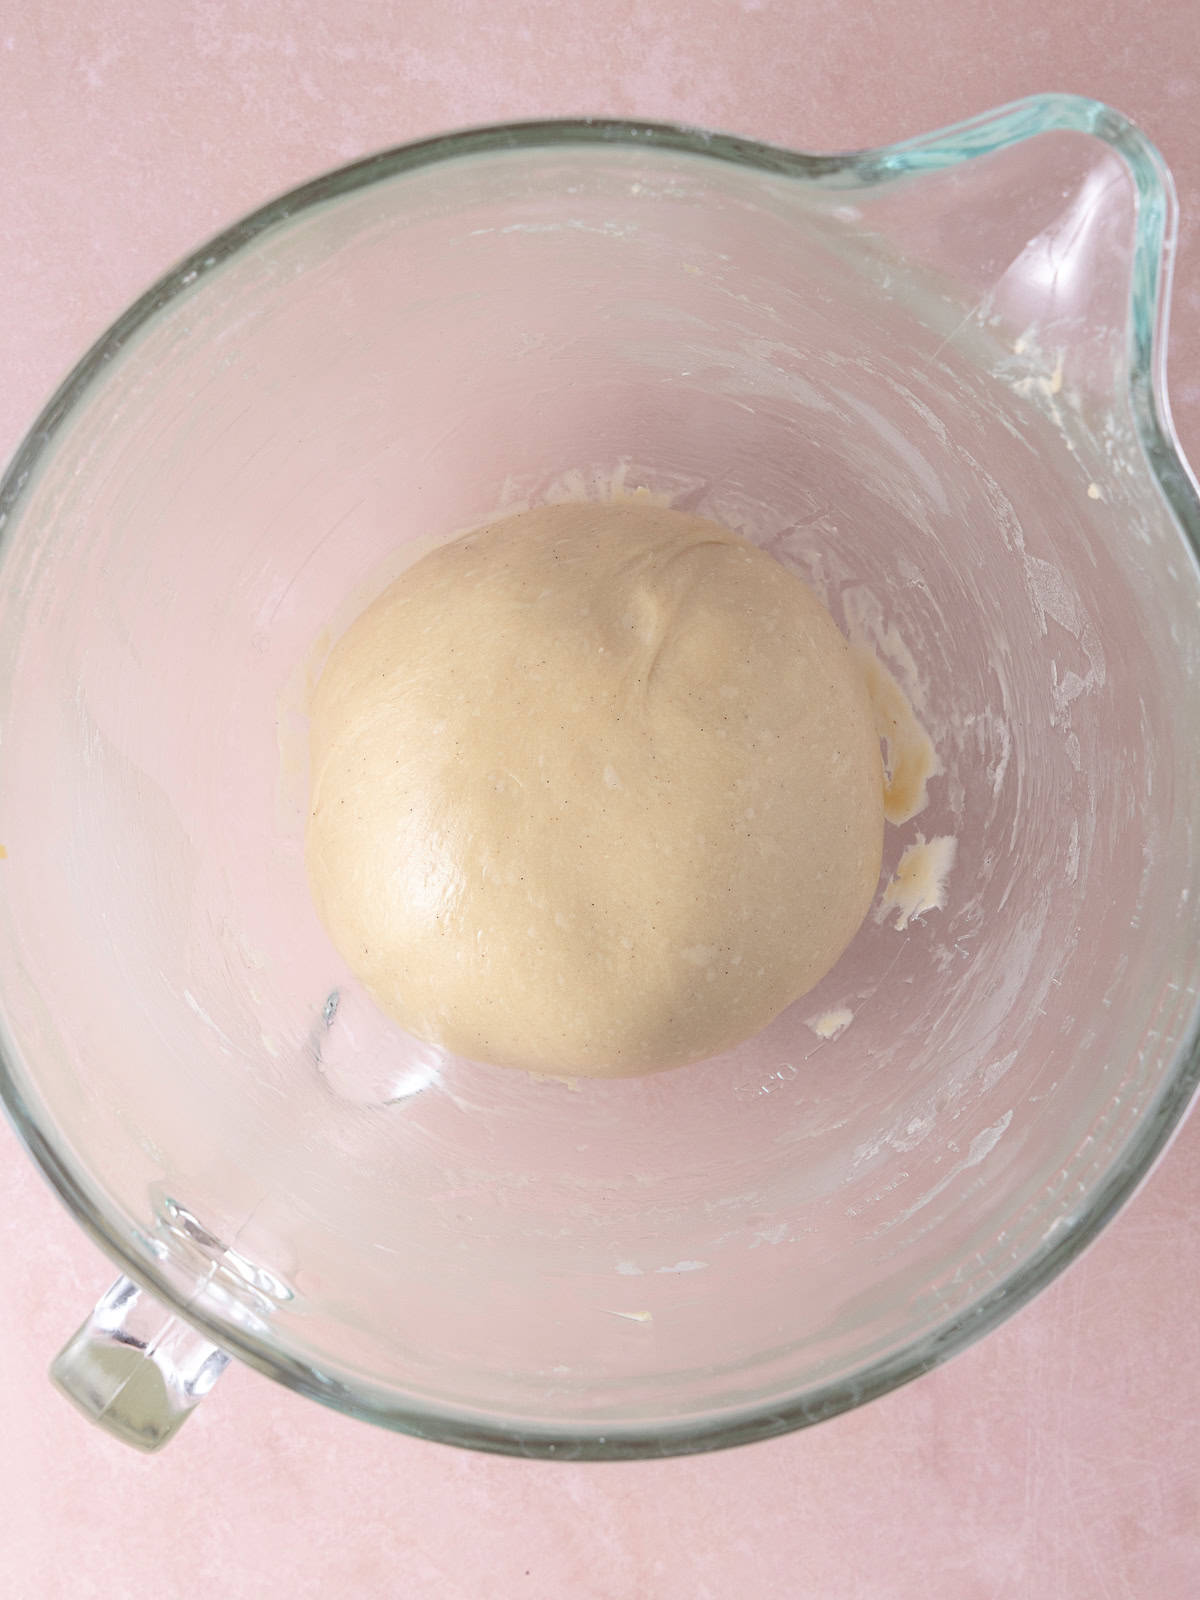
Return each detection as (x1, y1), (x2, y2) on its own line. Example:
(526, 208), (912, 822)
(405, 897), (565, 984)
(807, 1007), (854, 1040)
(852, 646), (940, 825)
(879, 834), (957, 931)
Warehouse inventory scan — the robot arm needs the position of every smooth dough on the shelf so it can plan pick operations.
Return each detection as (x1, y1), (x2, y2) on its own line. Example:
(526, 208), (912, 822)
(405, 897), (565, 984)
(306, 501), (884, 1076)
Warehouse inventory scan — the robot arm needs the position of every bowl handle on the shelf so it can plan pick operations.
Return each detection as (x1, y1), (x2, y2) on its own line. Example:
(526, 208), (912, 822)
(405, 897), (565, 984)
(50, 1275), (229, 1451)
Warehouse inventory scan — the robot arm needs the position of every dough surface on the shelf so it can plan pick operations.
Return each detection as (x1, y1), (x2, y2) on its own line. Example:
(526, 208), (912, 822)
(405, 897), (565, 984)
(306, 501), (883, 1076)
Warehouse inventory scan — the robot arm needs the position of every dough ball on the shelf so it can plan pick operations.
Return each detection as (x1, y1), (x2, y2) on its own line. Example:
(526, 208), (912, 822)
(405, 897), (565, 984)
(306, 501), (883, 1076)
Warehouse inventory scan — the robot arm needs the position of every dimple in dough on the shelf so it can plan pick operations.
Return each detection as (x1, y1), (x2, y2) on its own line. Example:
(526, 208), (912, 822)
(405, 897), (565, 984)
(306, 500), (884, 1077)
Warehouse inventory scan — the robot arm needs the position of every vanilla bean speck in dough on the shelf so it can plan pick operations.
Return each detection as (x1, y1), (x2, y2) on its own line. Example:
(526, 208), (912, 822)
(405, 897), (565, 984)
(306, 501), (884, 1076)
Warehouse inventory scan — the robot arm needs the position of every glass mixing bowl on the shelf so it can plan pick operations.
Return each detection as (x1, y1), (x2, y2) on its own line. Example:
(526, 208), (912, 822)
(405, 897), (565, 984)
(1, 94), (1198, 1456)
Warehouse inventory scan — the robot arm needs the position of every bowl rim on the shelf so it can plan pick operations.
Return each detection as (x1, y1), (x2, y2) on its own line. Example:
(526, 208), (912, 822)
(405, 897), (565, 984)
(2, 91), (1199, 1460)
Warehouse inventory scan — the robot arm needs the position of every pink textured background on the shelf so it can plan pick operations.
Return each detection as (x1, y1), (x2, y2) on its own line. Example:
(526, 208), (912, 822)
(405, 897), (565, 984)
(2, 4), (1199, 1596)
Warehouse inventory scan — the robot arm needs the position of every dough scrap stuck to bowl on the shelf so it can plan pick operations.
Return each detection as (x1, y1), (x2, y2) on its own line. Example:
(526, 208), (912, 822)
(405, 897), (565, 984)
(306, 500), (884, 1076)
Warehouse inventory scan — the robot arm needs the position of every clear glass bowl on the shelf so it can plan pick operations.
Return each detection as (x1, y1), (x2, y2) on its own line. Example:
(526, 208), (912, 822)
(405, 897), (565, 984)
(1, 94), (1198, 1457)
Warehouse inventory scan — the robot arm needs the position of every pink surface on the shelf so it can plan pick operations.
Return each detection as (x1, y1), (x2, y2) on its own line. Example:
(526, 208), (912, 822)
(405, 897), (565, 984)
(1, 4), (1199, 1596)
